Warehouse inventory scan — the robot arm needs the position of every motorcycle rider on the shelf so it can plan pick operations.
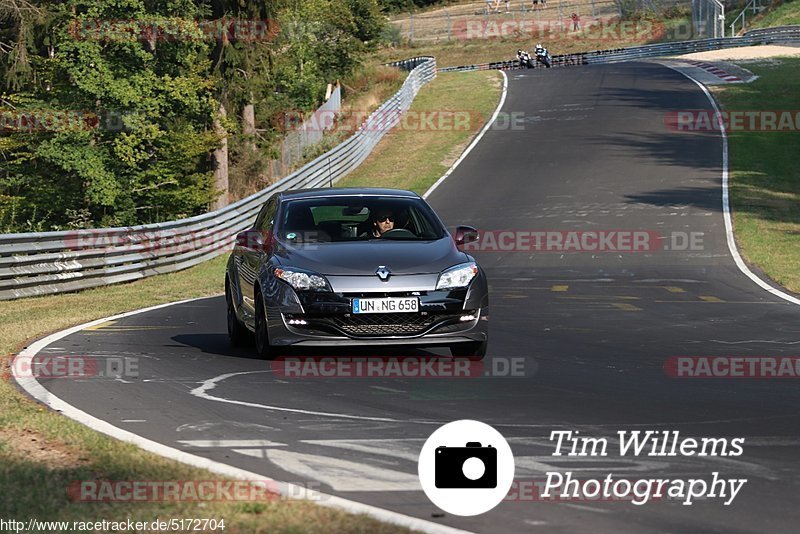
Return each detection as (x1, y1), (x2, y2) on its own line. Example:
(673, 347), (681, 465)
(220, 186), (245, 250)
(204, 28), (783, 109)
(517, 48), (532, 68)
(534, 42), (551, 67)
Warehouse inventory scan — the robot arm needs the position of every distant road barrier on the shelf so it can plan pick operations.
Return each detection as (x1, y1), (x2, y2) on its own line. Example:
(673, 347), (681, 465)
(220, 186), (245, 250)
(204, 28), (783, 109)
(438, 25), (800, 72)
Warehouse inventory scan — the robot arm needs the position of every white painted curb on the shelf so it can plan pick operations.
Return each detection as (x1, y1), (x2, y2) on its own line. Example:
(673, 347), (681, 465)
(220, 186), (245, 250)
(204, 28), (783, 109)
(12, 295), (473, 534)
(423, 70), (509, 199)
(671, 68), (800, 306)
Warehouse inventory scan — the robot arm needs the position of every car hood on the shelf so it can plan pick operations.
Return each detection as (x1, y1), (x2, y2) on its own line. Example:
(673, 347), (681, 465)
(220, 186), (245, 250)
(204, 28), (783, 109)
(275, 238), (468, 276)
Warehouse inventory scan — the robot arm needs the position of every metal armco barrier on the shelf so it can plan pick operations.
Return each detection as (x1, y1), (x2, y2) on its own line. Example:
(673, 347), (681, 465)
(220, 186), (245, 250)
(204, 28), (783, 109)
(438, 25), (800, 72)
(0, 57), (437, 301)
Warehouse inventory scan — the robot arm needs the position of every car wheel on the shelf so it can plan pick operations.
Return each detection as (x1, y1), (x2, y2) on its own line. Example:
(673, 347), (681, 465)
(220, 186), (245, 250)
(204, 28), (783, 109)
(226, 283), (249, 347)
(254, 292), (276, 360)
(450, 340), (487, 359)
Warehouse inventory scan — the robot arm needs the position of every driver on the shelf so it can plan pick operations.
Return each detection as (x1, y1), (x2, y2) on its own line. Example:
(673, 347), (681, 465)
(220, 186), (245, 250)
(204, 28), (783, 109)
(366, 208), (395, 237)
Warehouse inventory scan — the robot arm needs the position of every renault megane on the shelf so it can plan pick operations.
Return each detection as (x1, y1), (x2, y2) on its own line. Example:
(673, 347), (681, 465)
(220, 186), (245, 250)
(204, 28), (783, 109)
(225, 188), (488, 358)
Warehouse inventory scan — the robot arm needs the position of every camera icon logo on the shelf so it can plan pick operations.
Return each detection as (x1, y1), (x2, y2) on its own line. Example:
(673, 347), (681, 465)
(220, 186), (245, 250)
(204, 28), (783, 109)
(418, 420), (514, 516)
(435, 442), (497, 489)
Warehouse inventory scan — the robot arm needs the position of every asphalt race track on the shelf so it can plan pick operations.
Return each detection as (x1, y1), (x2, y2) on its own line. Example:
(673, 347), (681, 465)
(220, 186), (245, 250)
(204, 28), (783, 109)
(26, 62), (800, 533)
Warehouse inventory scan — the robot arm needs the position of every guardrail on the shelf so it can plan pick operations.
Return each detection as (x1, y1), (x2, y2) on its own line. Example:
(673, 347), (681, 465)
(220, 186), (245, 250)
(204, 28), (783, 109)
(438, 25), (800, 72)
(0, 57), (437, 301)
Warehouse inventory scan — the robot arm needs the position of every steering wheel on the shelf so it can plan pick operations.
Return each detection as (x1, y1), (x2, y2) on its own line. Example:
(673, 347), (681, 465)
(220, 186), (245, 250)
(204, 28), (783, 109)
(380, 228), (416, 239)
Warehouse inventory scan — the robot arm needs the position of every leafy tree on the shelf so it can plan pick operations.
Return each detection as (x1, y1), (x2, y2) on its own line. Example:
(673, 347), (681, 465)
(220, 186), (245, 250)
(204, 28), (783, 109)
(1, 0), (386, 231)
(2, 0), (218, 229)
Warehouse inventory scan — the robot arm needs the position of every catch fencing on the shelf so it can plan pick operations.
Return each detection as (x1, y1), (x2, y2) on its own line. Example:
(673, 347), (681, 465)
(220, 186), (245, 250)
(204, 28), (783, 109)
(692, 0), (725, 39)
(274, 84), (342, 179)
(0, 58), (436, 301)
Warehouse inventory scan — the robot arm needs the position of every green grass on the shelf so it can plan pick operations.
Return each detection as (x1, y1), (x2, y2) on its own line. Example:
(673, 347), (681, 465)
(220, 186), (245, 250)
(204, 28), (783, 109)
(714, 57), (800, 293)
(0, 255), (415, 532)
(750, 0), (800, 29)
(337, 70), (502, 193)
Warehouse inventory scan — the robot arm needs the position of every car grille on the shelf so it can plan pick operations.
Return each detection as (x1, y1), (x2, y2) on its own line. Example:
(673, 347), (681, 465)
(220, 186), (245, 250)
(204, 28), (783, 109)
(329, 313), (438, 336)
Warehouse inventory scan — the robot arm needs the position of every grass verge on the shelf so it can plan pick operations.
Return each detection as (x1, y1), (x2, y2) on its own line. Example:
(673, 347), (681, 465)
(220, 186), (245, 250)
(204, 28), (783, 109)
(336, 70), (502, 193)
(0, 256), (415, 531)
(713, 57), (800, 293)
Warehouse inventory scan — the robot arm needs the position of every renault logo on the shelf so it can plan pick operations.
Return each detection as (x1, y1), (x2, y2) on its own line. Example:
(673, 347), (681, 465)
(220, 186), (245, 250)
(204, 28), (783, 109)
(376, 266), (391, 281)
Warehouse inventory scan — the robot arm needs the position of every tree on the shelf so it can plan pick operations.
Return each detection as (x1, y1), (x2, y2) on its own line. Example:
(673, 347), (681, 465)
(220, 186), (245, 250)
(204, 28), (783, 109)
(2, 0), (219, 229)
(1, 0), (386, 231)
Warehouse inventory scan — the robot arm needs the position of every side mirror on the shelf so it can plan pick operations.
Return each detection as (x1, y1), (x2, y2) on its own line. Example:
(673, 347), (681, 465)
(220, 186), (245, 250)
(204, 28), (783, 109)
(454, 225), (479, 247)
(236, 229), (268, 251)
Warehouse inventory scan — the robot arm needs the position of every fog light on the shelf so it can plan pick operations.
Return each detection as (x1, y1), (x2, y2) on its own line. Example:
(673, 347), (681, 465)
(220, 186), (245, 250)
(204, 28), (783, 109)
(288, 318), (308, 325)
(459, 314), (476, 322)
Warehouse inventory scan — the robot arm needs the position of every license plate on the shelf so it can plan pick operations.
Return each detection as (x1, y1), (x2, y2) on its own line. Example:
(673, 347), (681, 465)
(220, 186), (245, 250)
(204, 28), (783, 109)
(352, 297), (419, 314)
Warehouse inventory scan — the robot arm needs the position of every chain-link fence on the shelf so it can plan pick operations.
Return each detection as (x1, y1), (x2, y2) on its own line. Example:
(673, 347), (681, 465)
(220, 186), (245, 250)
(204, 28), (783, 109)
(692, 0), (725, 38)
(280, 85), (342, 171)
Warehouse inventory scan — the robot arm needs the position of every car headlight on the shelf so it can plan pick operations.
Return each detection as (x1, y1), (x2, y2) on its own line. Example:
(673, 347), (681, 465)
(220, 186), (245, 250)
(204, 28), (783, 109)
(436, 262), (478, 290)
(274, 267), (332, 292)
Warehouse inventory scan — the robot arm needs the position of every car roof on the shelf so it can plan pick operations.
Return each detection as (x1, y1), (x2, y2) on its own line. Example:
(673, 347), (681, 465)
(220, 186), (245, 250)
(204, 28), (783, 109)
(278, 187), (420, 201)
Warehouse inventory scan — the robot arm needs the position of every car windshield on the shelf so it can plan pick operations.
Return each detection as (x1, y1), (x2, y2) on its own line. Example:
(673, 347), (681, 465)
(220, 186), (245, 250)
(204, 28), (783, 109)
(279, 196), (445, 242)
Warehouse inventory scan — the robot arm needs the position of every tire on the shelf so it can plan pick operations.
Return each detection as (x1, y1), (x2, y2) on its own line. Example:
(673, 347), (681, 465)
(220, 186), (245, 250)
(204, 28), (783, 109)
(226, 282), (249, 347)
(450, 340), (488, 360)
(254, 292), (277, 360)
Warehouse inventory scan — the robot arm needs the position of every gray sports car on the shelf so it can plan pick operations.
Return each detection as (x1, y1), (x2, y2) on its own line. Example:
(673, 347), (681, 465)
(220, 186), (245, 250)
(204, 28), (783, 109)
(225, 188), (488, 358)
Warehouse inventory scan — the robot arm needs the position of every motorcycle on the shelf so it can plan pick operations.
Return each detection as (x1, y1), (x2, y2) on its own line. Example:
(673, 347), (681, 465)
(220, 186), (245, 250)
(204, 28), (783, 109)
(517, 51), (535, 69)
(535, 47), (552, 68)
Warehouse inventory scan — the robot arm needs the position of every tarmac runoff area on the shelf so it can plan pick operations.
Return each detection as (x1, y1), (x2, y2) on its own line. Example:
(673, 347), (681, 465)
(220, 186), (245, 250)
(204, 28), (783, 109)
(675, 44), (800, 61)
(647, 44), (800, 86)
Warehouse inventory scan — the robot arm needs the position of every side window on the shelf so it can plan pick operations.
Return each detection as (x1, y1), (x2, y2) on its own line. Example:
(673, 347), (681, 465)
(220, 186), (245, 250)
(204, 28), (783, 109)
(255, 198), (277, 231)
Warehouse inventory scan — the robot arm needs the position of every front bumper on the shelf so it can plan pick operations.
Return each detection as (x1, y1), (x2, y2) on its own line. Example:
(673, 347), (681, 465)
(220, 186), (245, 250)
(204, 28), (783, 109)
(264, 279), (488, 347)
